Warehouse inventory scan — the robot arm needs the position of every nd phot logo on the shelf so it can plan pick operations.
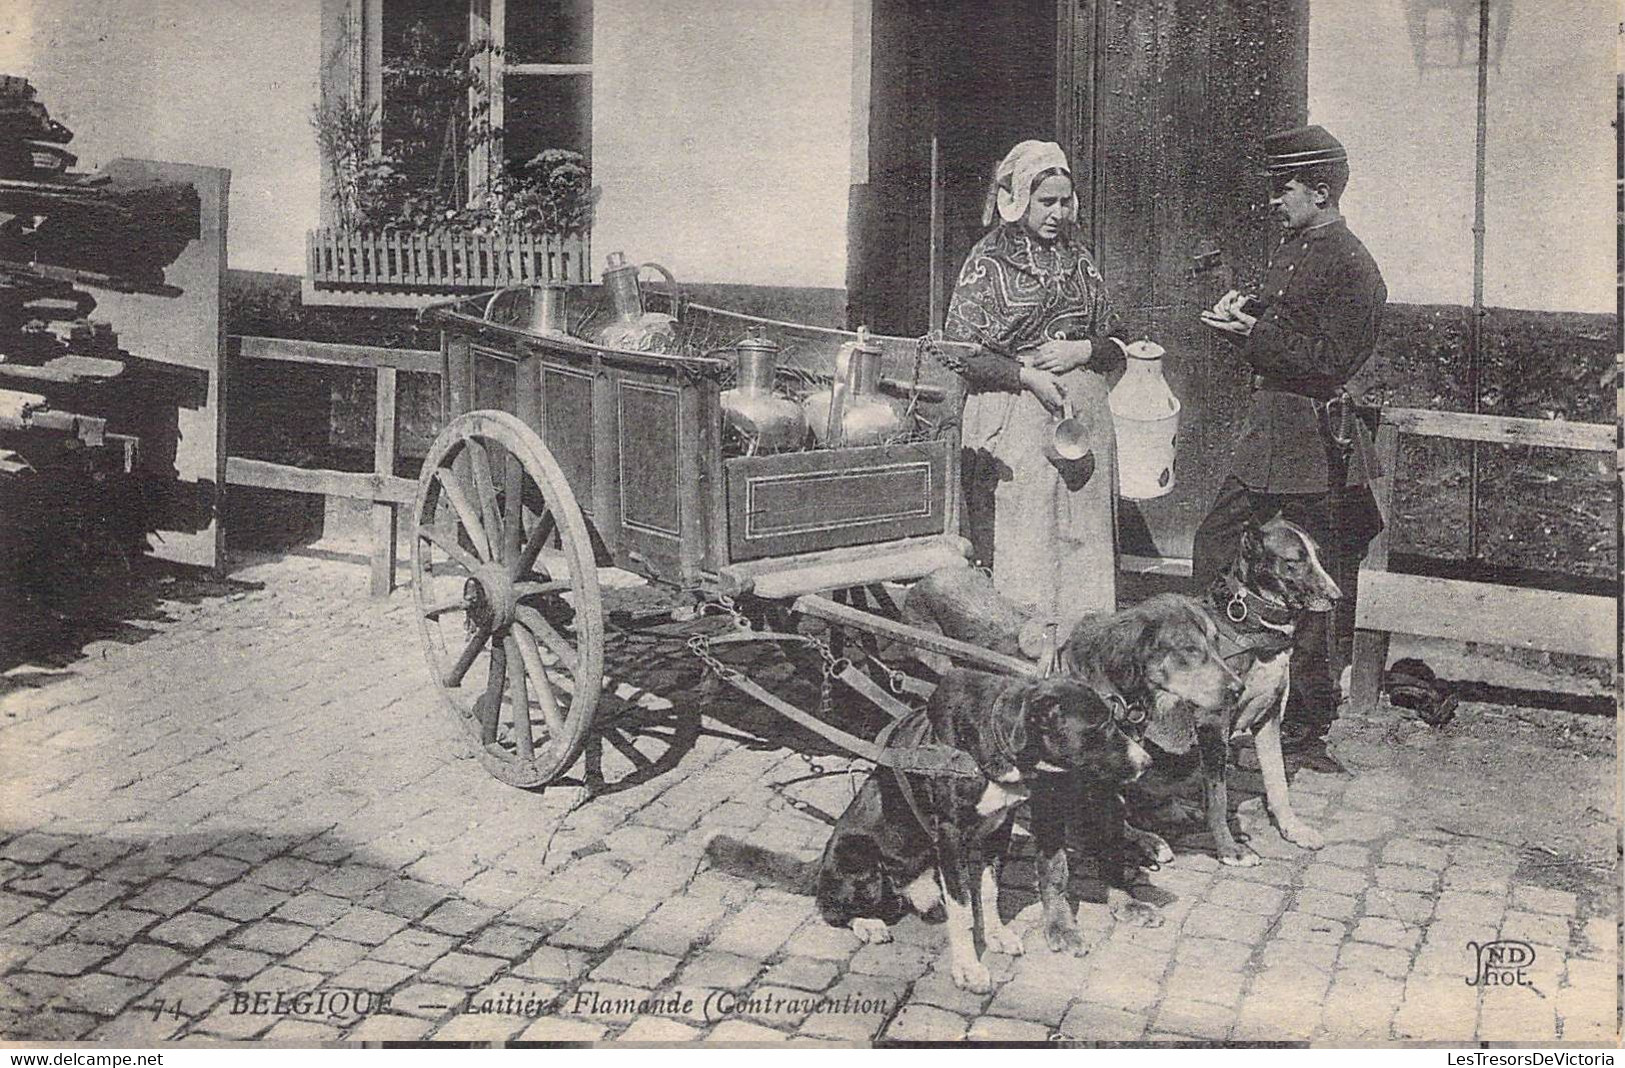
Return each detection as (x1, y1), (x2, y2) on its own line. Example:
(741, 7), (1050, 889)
(1466, 939), (1535, 987)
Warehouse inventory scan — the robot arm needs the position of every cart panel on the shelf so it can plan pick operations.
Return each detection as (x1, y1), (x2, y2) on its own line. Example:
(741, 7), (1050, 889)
(539, 361), (595, 513)
(724, 440), (948, 562)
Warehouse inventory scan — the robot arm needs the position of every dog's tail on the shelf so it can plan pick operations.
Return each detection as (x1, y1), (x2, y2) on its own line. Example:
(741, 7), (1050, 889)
(703, 835), (818, 895)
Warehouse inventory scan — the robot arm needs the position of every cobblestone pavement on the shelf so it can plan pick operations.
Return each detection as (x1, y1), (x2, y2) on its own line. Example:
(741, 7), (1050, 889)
(0, 555), (1617, 1045)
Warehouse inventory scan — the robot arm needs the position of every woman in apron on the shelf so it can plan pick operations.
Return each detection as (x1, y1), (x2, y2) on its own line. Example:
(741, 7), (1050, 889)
(940, 140), (1123, 628)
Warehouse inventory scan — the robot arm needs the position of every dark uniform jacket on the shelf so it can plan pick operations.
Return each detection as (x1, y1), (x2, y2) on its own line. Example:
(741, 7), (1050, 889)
(1227, 218), (1386, 494)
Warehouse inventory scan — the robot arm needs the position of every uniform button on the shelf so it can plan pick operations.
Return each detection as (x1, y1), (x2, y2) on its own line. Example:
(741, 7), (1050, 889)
(1287, 264), (1295, 271)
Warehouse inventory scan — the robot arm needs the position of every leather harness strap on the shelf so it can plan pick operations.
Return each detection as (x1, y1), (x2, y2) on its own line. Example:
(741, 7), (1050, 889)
(1207, 576), (1295, 671)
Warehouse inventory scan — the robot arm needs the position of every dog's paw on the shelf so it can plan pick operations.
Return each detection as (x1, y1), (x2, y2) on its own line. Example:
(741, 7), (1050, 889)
(1278, 819), (1325, 850)
(1217, 843), (1260, 867)
(950, 953), (993, 994)
(984, 921), (1024, 957)
(849, 918), (893, 944)
(1044, 917), (1088, 957)
(1124, 824), (1175, 866)
(1110, 899), (1165, 929)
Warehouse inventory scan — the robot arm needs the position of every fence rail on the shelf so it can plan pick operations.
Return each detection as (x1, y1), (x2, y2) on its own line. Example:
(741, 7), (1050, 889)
(1348, 406), (1618, 709)
(306, 227), (591, 292)
(227, 335), (443, 596)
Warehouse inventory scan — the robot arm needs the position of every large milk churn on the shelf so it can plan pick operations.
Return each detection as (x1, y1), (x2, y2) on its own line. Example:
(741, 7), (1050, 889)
(1107, 338), (1181, 499)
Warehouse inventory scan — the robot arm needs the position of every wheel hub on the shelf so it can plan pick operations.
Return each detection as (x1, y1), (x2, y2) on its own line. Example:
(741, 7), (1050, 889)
(464, 566), (518, 633)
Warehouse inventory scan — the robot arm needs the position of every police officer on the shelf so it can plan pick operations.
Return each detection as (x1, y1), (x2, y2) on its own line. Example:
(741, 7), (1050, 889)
(1193, 124), (1386, 757)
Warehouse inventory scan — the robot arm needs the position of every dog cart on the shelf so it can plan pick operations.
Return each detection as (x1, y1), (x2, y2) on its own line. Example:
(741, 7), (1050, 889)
(413, 270), (1041, 791)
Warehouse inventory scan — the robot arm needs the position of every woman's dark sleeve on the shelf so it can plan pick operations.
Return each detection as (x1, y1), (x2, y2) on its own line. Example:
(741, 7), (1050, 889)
(940, 246), (1024, 393)
(1081, 252), (1125, 375)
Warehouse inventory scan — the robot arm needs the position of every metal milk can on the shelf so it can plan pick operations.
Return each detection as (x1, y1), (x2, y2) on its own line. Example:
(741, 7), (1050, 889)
(802, 330), (903, 448)
(720, 334), (806, 452)
(594, 251), (679, 353)
(1107, 338), (1181, 499)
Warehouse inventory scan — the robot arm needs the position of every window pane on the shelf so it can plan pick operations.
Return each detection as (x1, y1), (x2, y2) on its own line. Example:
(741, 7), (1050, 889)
(506, 0), (592, 65)
(504, 73), (592, 166)
(382, 0), (472, 194)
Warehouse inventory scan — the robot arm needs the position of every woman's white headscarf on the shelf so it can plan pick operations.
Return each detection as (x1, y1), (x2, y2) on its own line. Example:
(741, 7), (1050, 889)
(984, 140), (1079, 227)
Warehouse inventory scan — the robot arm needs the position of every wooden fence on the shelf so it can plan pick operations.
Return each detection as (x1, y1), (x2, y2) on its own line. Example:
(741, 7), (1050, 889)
(1348, 406), (1618, 709)
(225, 336), (440, 597)
(306, 228), (591, 291)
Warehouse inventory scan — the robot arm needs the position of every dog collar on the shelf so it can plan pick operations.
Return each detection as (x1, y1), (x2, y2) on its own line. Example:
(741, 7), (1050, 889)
(1210, 575), (1296, 630)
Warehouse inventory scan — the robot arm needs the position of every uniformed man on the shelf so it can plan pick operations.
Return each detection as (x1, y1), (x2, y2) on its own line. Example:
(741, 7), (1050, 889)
(1193, 124), (1386, 758)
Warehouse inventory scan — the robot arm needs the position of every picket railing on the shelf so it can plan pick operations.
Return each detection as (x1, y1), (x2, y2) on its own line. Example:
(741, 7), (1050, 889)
(306, 227), (591, 293)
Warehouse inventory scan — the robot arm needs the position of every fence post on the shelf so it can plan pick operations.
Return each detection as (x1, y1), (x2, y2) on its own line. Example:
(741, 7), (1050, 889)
(371, 366), (399, 597)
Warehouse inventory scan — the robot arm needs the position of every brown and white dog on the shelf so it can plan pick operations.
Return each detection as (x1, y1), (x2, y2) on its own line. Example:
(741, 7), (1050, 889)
(1196, 514), (1342, 863)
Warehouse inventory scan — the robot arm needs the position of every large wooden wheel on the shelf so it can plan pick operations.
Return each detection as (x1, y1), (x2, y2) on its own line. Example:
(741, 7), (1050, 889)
(411, 410), (604, 788)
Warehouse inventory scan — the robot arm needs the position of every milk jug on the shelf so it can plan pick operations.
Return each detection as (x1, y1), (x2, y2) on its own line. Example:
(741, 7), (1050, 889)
(1107, 338), (1180, 499)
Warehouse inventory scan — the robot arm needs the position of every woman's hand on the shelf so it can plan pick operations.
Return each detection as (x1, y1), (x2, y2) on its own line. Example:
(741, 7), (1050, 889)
(1019, 367), (1068, 414)
(1029, 339), (1093, 374)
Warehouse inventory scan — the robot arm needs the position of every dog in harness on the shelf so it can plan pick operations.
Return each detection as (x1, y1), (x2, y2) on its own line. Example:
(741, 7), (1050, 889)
(1197, 514), (1343, 863)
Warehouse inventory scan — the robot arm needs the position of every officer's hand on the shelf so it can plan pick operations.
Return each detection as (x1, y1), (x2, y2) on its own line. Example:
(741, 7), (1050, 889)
(1019, 367), (1068, 414)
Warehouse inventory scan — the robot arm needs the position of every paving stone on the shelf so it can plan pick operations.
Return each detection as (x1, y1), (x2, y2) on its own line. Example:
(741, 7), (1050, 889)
(263, 1018), (348, 1043)
(964, 1015), (1051, 1042)
(0, 890), (42, 927)
(985, 976), (1075, 1026)
(428, 1010), (529, 1042)
(1374, 864), (1437, 893)
(332, 958), (418, 993)
(517, 1015), (609, 1042)
(1173, 935), (1255, 972)
(1433, 891), (1506, 926)
(1392, 971), (1481, 1041)
(53, 972), (150, 1016)
(104, 943), (187, 981)
(622, 895), (728, 956)
(1153, 996), (1236, 1041)
(1182, 903), (1272, 943)
(461, 923), (543, 961)
(547, 900), (655, 952)
(1162, 962), (1245, 1006)
(1300, 864), (1369, 896)
(283, 936), (371, 975)
(148, 911), (237, 951)
(619, 1015), (702, 1042)
(885, 1002), (967, 1042)
(1338, 940), (1414, 978)
(426, 951), (506, 987)
(707, 899), (811, 959)
(198, 881), (289, 922)
(794, 976), (903, 1042)
(1381, 839), (1448, 870)
(2, 970), (68, 1011)
(1501, 909), (1571, 948)
(1352, 916), (1422, 950)
(907, 969), (996, 1017)
(1058, 1002), (1147, 1041)
(272, 890), (352, 928)
(762, 956), (840, 992)
(420, 899), (498, 937)
(1294, 887), (1359, 920)
(47, 879), (124, 915)
(850, 938), (936, 980)
(250, 856), (327, 892)
(1316, 844), (1370, 869)
(126, 879), (211, 916)
(309, 865), (397, 898)
(1205, 879), (1286, 916)
(1274, 909), (1350, 946)
(1511, 885), (1579, 917)
(1362, 888), (1434, 925)
(1320, 971), (1406, 1041)
(1576, 918), (1615, 960)
(708, 1019), (791, 1042)
(87, 1011), (185, 1045)
(229, 919), (318, 955)
(513, 944), (594, 985)
(194, 998), (278, 1040)
(146, 973), (233, 1019)
(348, 1013), (436, 1041)
(324, 906), (410, 947)
(1442, 865), (1513, 896)
(778, 919), (863, 961)
(0, 833), (71, 864)
(24, 942), (112, 976)
(585, 947), (678, 988)
(172, 855), (253, 886)
(7, 910), (80, 945)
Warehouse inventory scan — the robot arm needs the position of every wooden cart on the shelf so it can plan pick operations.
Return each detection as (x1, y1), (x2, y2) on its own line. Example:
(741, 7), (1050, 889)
(413, 286), (1038, 789)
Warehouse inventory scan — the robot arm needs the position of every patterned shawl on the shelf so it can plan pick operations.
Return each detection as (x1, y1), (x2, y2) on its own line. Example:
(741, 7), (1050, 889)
(940, 222), (1114, 372)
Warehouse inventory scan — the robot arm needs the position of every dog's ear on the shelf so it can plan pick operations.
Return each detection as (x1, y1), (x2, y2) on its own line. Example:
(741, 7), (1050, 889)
(1101, 613), (1151, 698)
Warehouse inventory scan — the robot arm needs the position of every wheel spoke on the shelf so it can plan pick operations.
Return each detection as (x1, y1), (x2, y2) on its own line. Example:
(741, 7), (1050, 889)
(419, 523), (483, 576)
(511, 507), (557, 580)
(466, 439), (503, 563)
(502, 450), (525, 565)
(503, 635), (536, 759)
(512, 627), (564, 737)
(515, 604), (579, 672)
(442, 625), (490, 688)
(477, 638), (507, 744)
(423, 591), (469, 620)
(433, 465), (493, 561)
(515, 579), (573, 598)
